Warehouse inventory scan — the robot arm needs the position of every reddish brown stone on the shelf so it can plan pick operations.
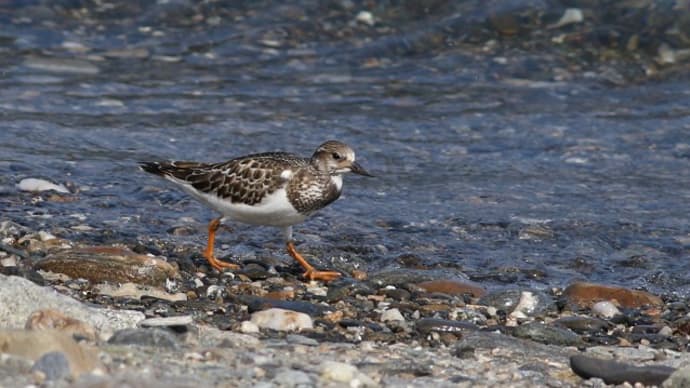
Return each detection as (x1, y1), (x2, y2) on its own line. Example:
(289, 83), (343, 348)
(264, 289), (295, 300)
(416, 279), (487, 298)
(562, 282), (663, 309)
(34, 246), (180, 286)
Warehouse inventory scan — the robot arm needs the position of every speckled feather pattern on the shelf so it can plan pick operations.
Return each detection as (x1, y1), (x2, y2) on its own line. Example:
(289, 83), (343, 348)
(140, 151), (341, 214)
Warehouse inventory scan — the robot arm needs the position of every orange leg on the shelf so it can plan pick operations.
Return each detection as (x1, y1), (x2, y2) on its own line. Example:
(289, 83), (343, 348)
(203, 218), (239, 272)
(286, 241), (341, 282)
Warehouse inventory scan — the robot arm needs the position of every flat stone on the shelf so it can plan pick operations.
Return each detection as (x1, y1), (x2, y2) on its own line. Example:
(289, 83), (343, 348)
(563, 282), (663, 309)
(416, 279), (486, 297)
(552, 316), (611, 334)
(25, 309), (98, 342)
(250, 308), (313, 332)
(95, 282), (187, 302)
(512, 322), (583, 346)
(0, 274), (144, 340)
(107, 328), (179, 349)
(139, 316), (194, 328)
(570, 354), (675, 385)
(241, 295), (327, 316)
(286, 334), (319, 346)
(34, 246), (180, 287)
(0, 329), (103, 378)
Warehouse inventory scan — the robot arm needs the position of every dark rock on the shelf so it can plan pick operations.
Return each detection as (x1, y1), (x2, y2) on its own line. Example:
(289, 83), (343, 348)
(107, 328), (179, 349)
(552, 316), (611, 334)
(512, 322), (583, 346)
(381, 288), (411, 301)
(570, 354), (675, 385)
(238, 295), (327, 316)
(31, 351), (71, 381)
(237, 263), (275, 280)
(325, 280), (374, 302)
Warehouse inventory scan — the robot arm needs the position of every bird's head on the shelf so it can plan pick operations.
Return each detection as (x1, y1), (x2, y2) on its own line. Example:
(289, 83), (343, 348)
(311, 140), (373, 177)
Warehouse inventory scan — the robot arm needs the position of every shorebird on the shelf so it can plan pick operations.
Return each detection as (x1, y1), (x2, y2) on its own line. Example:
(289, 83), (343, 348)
(140, 140), (372, 281)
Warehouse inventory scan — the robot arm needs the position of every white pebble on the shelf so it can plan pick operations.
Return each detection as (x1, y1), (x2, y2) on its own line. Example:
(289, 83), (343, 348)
(355, 10), (375, 26)
(140, 315), (193, 327)
(592, 301), (620, 319)
(250, 308), (313, 332)
(321, 361), (358, 382)
(16, 178), (69, 193)
(320, 361), (377, 387)
(240, 320), (260, 334)
(37, 231), (56, 241)
(380, 308), (405, 323)
(549, 8), (584, 29)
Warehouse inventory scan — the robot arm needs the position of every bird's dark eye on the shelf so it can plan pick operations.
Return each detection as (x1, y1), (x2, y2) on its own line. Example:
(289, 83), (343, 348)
(332, 152), (342, 160)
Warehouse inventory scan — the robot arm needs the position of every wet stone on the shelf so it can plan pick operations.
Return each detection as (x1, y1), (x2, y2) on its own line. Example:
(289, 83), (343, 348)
(107, 328), (180, 349)
(562, 281), (663, 309)
(34, 246), (180, 287)
(511, 322), (583, 346)
(415, 279), (486, 298)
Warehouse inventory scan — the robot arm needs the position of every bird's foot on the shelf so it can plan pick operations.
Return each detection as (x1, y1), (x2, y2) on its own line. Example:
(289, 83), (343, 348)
(206, 256), (240, 272)
(302, 269), (341, 282)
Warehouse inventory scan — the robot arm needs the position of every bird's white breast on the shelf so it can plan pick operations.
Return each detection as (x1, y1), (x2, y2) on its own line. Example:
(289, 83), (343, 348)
(166, 177), (308, 227)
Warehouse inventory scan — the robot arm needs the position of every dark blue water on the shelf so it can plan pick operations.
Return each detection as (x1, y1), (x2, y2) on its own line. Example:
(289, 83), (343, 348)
(1, 2), (689, 296)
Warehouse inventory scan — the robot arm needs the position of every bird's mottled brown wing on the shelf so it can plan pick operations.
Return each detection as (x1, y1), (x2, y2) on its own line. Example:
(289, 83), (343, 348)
(141, 152), (308, 205)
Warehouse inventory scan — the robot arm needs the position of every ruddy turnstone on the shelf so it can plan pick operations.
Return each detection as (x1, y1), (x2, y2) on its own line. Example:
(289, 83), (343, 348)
(140, 140), (372, 281)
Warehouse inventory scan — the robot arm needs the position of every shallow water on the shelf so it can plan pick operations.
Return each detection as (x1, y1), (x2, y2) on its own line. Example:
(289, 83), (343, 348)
(1, 2), (689, 296)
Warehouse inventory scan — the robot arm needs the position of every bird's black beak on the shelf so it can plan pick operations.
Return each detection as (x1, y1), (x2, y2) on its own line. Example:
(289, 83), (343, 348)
(350, 161), (374, 177)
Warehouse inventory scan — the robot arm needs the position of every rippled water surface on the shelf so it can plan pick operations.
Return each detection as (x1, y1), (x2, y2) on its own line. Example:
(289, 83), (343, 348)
(1, 2), (689, 296)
